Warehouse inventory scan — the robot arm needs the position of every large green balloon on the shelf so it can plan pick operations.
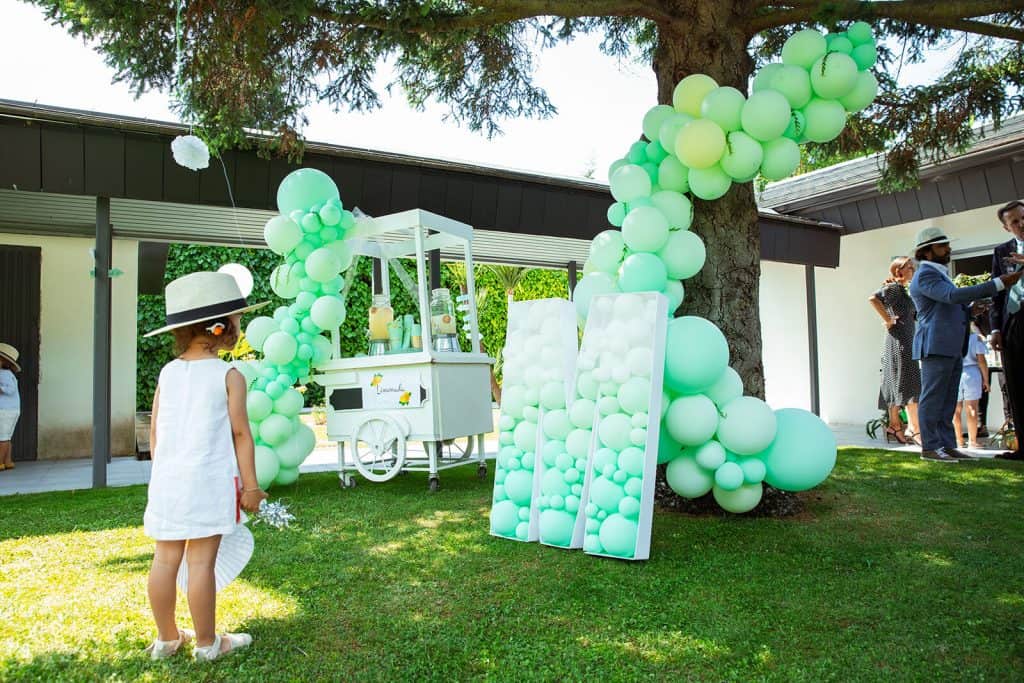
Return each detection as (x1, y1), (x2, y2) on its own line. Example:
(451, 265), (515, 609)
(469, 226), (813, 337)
(259, 413), (293, 447)
(760, 408), (837, 491)
(741, 90), (792, 142)
(657, 230), (706, 280)
(539, 509), (576, 546)
(573, 272), (619, 319)
(810, 52), (859, 99)
(704, 366), (743, 407)
(503, 469), (533, 506)
(610, 164), (652, 203)
(622, 206), (670, 253)
(254, 445), (280, 489)
(245, 316), (278, 352)
(276, 423), (316, 468)
(273, 387), (304, 418)
(782, 29), (827, 69)
(720, 131), (764, 182)
(839, 70), (878, 113)
(491, 499), (519, 536)
(246, 390), (273, 422)
(664, 316), (729, 394)
(264, 216), (303, 256)
(310, 295), (346, 329)
(688, 165), (732, 201)
(717, 396), (777, 455)
(770, 65), (813, 109)
(676, 119), (727, 170)
(264, 331), (298, 365)
(642, 104), (676, 142)
(713, 482), (763, 513)
(589, 230), (627, 273)
(617, 377), (651, 415)
(847, 21), (874, 46)
(305, 247), (342, 283)
(658, 157), (690, 193)
(651, 191), (693, 231)
(665, 394), (719, 446)
(851, 43), (877, 70)
(598, 413), (633, 450)
(618, 253), (667, 293)
(700, 86), (746, 132)
(760, 137), (801, 181)
(752, 63), (785, 92)
(672, 74), (719, 117)
(658, 113), (694, 153)
(276, 168), (340, 216)
(666, 453), (714, 498)
(801, 98), (847, 142)
(598, 513), (638, 558)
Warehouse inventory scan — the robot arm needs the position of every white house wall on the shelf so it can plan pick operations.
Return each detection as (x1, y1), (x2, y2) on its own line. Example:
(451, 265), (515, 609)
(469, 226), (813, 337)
(759, 261), (812, 411)
(815, 205), (1009, 429)
(0, 232), (138, 459)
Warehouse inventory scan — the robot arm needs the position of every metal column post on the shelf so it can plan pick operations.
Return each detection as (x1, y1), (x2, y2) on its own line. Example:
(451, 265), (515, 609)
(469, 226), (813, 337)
(93, 197), (112, 488)
(805, 265), (821, 416)
(567, 260), (578, 297)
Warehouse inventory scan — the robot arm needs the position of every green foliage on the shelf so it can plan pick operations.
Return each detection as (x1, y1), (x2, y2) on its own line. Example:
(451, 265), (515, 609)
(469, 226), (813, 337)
(954, 272), (992, 288)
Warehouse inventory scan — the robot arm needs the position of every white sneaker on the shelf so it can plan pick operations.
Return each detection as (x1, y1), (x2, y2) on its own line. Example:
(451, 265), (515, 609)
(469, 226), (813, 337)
(193, 632), (253, 662)
(144, 628), (194, 660)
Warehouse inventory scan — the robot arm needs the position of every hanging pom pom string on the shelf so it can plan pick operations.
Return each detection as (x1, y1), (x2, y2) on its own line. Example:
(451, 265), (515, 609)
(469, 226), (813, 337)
(170, 0), (211, 171)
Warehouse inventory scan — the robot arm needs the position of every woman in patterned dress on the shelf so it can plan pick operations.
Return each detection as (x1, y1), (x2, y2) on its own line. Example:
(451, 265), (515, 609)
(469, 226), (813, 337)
(868, 257), (922, 445)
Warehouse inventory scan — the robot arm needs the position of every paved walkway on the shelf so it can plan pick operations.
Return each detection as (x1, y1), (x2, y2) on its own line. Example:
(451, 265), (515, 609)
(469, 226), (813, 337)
(0, 424), (1006, 497)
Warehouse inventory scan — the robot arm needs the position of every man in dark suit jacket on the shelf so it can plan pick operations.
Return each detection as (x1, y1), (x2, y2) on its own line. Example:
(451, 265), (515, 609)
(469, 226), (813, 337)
(989, 200), (1024, 459)
(910, 227), (1022, 462)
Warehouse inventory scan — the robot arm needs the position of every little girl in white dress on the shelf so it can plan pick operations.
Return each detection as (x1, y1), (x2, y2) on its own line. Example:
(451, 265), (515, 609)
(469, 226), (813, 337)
(142, 271), (268, 662)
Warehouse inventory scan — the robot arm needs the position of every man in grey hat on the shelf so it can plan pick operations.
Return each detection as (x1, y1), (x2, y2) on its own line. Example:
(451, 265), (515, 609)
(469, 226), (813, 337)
(909, 227), (1023, 462)
(988, 200), (1024, 459)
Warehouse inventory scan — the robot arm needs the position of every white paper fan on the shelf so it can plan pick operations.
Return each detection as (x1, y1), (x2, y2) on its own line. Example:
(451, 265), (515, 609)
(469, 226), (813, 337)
(176, 523), (254, 593)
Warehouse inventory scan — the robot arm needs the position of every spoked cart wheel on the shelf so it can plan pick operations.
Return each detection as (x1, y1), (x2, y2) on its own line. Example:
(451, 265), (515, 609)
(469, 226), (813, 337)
(350, 415), (408, 483)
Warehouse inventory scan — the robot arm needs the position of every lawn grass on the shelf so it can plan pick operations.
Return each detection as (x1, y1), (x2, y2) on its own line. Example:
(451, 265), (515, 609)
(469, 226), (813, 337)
(1, 448), (1023, 681)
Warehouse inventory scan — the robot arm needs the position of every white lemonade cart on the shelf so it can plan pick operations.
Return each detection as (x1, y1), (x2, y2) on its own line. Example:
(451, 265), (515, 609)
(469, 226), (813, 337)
(313, 209), (494, 491)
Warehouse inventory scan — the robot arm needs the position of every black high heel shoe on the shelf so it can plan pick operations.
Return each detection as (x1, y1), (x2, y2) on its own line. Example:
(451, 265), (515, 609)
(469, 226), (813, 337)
(885, 426), (909, 444)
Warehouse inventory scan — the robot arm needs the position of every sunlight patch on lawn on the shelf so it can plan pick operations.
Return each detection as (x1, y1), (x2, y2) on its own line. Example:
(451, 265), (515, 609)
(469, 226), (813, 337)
(994, 592), (1024, 606)
(916, 551), (954, 568)
(587, 629), (730, 664)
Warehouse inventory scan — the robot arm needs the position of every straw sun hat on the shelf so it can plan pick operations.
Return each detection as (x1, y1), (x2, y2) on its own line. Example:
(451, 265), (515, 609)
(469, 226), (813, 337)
(0, 343), (20, 373)
(144, 271), (268, 338)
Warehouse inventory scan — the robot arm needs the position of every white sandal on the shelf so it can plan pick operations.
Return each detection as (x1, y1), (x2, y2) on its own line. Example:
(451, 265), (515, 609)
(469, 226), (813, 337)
(144, 628), (194, 660)
(193, 632), (253, 662)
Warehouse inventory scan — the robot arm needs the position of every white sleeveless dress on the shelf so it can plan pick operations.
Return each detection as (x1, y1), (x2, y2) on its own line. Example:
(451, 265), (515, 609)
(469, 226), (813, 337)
(144, 358), (241, 540)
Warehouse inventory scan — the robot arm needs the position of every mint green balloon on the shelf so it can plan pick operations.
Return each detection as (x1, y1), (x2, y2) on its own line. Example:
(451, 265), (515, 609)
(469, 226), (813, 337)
(247, 390), (273, 422)
(565, 428), (592, 458)
(801, 98), (847, 142)
(665, 280), (685, 312)
(651, 191), (693, 230)
(741, 90), (792, 142)
(666, 394), (719, 446)
(264, 216), (303, 256)
(622, 206), (670, 252)
(504, 468), (533, 505)
(598, 513), (638, 558)
(783, 111), (807, 141)
(642, 104), (676, 142)
(589, 230), (626, 273)
(646, 141), (668, 164)
(617, 446), (645, 477)
(598, 413), (633, 450)
(618, 496), (641, 519)
(274, 466), (300, 486)
(254, 445), (280, 489)
(664, 316), (729, 394)
(513, 420), (538, 452)
(740, 457), (766, 484)
(259, 413), (293, 447)
(811, 52), (858, 99)
(319, 203), (341, 226)
(704, 366), (743, 407)
(782, 29), (827, 69)
(607, 202), (627, 227)
(718, 396), (777, 455)
(752, 63), (784, 92)
(666, 453), (714, 498)
(839, 70), (878, 113)
(627, 141), (647, 164)
(761, 137), (801, 181)
(540, 381), (566, 410)
(694, 440), (727, 470)
(771, 65), (812, 109)
(276, 424), (316, 468)
(491, 499), (519, 536)
(270, 264), (301, 299)
(761, 408), (837, 491)
(657, 230), (706, 280)
(658, 157), (690, 193)
(688, 165), (732, 201)
(576, 372), (598, 400)
(543, 409), (572, 440)
(325, 240), (354, 272)
(700, 86), (746, 132)
(618, 253), (667, 293)
(539, 508), (576, 546)
(273, 388), (303, 417)
(617, 377), (650, 415)
(657, 425), (685, 464)
(569, 399), (596, 429)
(590, 475), (626, 513)
(827, 35), (854, 55)
(714, 461), (744, 491)
(676, 119), (727, 170)
(851, 43), (877, 70)
(311, 335), (332, 363)
(573, 272), (619, 319)
(721, 131), (764, 182)
(245, 316), (278, 351)
(276, 168), (340, 215)
(847, 21), (874, 46)
(305, 247), (342, 283)
(310, 295), (346, 329)
(264, 331), (298, 365)
(713, 482), (763, 513)
(658, 113), (694, 152)
(610, 164), (652, 203)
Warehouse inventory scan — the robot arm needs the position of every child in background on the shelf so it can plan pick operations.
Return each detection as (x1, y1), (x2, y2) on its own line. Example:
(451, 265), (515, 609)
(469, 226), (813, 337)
(142, 271), (269, 661)
(954, 324), (990, 450)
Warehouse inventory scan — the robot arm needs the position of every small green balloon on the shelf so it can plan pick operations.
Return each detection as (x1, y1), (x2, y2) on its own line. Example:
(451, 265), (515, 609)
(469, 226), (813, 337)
(589, 230), (626, 273)
(801, 97), (848, 142)
(657, 230), (706, 280)
(573, 272), (619, 320)
(273, 388), (304, 417)
(851, 43), (877, 70)
(770, 64), (813, 109)
(263, 216), (303, 256)
(627, 141), (648, 164)
(310, 295), (346, 329)
(720, 131), (764, 182)
(569, 399), (596, 429)
(258, 413), (293, 447)
(658, 157), (690, 193)
(246, 390), (273, 421)
(513, 420), (538, 452)
(504, 468), (534, 506)
(607, 202), (627, 227)
(618, 253), (668, 293)
(598, 413), (633, 450)
(543, 409), (572, 441)
(714, 461), (745, 491)
(263, 331), (298, 365)
(700, 86), (746, 132)
(665, 394), (719, 446)
(491, 499), (520, 536)
(782, 29), (827, 69)
(761, 137), (801, 181)
(622, 206), (671, 253)
(782, 111), (807, 142)
(276, 424), (316, 469)
(752, 63), (785, 92)
(847, 21), (874, 46)
(610, 164), (652, 203)
(657, 424), (685, 464)
(666, 453), (714, 498)
(650, 190), (693, 231)
(245, 316), (278, 351)
(827, 35), (854, 55)
(694, 440), (727, 470)
(704, 366), (743, 407)
(740, 457), (767, 484)
(713, 482), (763, 513)
(305, 247), (342, 283)
(617, 377), (651, 415)
(839, 70), (879, 113)
(645, 140), (668, 164)
(688, 165), (732, 201)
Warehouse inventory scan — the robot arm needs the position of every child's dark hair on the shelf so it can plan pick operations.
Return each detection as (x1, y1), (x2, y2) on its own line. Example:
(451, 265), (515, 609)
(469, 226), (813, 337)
(172, 316), (239, 355)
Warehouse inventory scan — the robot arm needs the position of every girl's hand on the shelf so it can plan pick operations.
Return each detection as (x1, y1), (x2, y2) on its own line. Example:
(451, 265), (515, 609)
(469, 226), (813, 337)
(240, 488), (268, 513)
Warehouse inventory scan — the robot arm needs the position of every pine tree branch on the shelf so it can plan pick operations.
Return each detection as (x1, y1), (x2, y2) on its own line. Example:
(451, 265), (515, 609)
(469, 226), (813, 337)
(746, 0), (1024, 38)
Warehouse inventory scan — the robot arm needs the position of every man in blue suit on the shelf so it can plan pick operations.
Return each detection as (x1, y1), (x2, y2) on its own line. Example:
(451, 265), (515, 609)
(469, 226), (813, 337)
(909, 227), (1023, 462)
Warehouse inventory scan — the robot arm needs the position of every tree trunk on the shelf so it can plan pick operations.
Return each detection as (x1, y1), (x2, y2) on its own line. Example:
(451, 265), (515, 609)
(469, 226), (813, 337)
(653, 5), (764, 400)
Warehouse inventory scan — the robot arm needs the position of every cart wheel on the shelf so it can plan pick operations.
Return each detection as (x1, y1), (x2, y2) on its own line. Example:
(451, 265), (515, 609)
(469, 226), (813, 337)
(339, 473), (357, 489)
(429, 477), (440, 492)
(350, 415), (408, 483)
(477, 465), (488, 479)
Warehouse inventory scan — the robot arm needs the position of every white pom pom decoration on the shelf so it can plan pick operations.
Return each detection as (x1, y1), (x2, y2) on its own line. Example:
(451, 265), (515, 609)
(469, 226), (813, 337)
(170, 134), (210, 171)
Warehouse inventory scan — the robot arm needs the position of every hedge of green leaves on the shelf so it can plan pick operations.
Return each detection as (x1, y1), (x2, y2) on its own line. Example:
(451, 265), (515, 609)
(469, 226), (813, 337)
(137, 244), (573, 410)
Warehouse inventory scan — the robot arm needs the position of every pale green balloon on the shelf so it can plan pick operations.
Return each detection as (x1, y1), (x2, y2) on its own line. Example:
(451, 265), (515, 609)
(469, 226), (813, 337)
(589, 230), (627, 273)
(610, 164), (653, 203)
(573, 272), (619, 319)
(782, 29), (827, 69)
(810, 52), (859, 99)
(324, 240), (354, 272)
(539, 508), (576, 546)
(318, 203), (341, 226)
(590, 475), (626, 513)
(618, 496), (642, 519)
(688, 165), (732, 201)
(642, 104), (677, 142)
(847, 20), (874, 46)
(246, 390), (273, 422)
(801, 98), (847, 142)
(622, 206), (670, 253)
(657, 424), (685, 464)
(276, 168), (340, 215)
(658, 156), (690, 193)
(617, 446), (645, 477)
(264, 216), (303, 255)
(646, 141), (669, 164)
(839, 70), (878, 113)
(760, 137), (801, 181)
(264, 331), (298, 365)
(539, 382), (566, 411)
(651, 191), (693, 231)
(569, 399), (596, 429)
(491, 499), (520, 536)
(577, 371), (599, 400)
(704, 366), (743, 406)
(666, 453), (714, 498)
(672, 74), (719, 117)
(608, 158), (629, 179)
(598, 413), (633, 450)
(565, 428), (592, 458)
(254, 445), (280, 489)
(543, 409), (573, 440)
(657, 230), (706, 280)
(851, 43), (877, 70)
(513, 420), (538, 452)
(618, 253), (668, 293)
(665, 394), (719, 446)
(598, 513), (638, 557)
(658, 113), (694, 155)
(827, 34), (854, 55)
(627, 141), (648, 163)
(617, 377), (651, 416)
(700, 86), (746, 132)
(752, 63), (785, 92)
(598, 396), (621, 416)
(694, 440), (727, 470)
(721, 131), (764, 182)
(309, 295), (346, 329)
(270, 264), (302, 299)
(504, 468), (534, 505)
(258, 413), (293, 447)
(740, 457), (767, 484)
(676, 119), (727, 170)
(741, 90), (792, 141)
(273, 387), (304, 417)
(245, 316), (278, 351)
(276, 423), (316, 468)
(664, 316), (729, 394)
(714, 461), (745, 491)
(305, 247), (342, 283)
(664, 280), (685, 312)
(761, 408), (837, 491)
(713, 482), (763, 513)
(607, 202), (627, 227)
(770, 64), (813, 109)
